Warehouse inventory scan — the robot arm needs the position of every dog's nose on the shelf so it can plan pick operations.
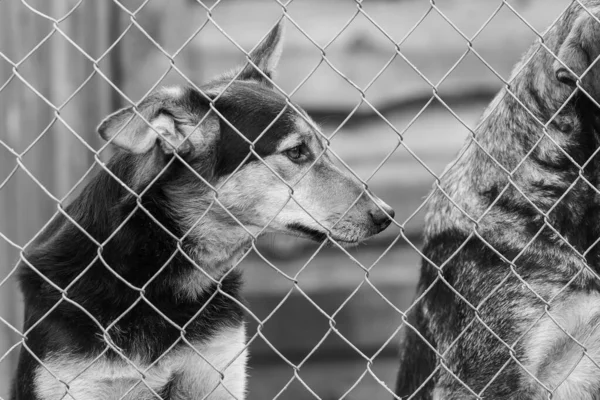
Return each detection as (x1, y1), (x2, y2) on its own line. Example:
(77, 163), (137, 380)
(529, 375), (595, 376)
(369, 203), (395, 231)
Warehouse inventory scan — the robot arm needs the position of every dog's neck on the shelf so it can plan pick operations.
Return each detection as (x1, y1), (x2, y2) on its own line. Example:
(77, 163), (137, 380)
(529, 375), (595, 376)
(425, 38), (600, 263)
(168, 210), (255, 301)
(161, 174), (259, 299)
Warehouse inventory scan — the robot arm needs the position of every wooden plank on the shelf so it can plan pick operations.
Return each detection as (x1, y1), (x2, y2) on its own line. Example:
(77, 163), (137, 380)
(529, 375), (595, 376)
(50, 1), (80, 197)
(0, 2), (54, 395)
(0, 2), (118, 394)
(0, 57), (19, 400)
(118, 0), (204, 101)
(181, 0), (571, 109)
(241, 242), (420, 360)
(50, 0), (117, 199)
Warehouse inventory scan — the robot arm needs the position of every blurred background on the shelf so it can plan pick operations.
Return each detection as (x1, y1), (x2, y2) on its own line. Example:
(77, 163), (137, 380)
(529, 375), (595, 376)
(0, 0), (571, 398)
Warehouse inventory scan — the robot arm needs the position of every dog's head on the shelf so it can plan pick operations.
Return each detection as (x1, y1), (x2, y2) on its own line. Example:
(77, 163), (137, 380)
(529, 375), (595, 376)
(552, 3), (600, 99)
(97, 21), (394, 251)
(542, 1), (600, 143)
(538, 2), (600, 182)
(501, 2), (600, 179)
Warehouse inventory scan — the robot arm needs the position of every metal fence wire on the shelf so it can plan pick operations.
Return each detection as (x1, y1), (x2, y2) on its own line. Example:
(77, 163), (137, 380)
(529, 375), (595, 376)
(3, 0), (600, 399)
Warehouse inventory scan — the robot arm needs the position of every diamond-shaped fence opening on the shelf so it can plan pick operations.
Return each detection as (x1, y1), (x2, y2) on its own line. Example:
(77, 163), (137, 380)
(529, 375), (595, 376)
(4, 0), (600, 399)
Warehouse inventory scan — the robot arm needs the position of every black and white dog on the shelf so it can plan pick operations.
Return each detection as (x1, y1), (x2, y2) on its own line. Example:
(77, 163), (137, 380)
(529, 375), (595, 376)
(11, 22), (394, 399)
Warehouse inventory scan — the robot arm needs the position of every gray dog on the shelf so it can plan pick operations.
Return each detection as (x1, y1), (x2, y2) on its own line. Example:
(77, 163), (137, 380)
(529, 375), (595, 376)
(395, 1), (600, 399)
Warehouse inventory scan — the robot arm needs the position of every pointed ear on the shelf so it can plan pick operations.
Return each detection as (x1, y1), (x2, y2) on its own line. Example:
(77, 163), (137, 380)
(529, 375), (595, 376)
(237, 20), (285, 84)
(553, 9), (600, 96)
(98, 99), (192, 155)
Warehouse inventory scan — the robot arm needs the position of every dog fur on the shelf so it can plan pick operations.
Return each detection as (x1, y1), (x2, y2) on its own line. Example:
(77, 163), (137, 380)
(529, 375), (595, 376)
(10, 21), (394, 399)
(395, 2), (600, 399)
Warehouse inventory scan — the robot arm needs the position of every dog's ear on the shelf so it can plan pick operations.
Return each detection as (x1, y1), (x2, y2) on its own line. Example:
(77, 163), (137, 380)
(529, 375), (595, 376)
(236, 20), (285, 85)
(553, 10), (600, 94)
(98, 96), (192, 155)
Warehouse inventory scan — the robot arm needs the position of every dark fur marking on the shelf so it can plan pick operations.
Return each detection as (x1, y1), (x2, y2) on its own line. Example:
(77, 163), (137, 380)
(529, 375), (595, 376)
(397, 230), (562, 398)
(186, 83), (300, 176)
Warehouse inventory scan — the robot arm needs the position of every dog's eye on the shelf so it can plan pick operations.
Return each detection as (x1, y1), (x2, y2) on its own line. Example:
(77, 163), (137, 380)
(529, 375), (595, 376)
(285, 145), (308, 162)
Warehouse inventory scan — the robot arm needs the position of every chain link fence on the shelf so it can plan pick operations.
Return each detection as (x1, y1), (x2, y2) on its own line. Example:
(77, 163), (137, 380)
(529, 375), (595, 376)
(1, 0), (597, 398)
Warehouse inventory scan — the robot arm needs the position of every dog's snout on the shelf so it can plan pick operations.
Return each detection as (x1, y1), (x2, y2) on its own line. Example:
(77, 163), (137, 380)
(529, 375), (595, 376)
(369, 202), (395, 231)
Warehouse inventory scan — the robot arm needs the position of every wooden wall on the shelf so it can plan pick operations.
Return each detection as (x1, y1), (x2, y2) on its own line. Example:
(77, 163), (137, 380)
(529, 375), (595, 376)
(0, 1), (119, 395)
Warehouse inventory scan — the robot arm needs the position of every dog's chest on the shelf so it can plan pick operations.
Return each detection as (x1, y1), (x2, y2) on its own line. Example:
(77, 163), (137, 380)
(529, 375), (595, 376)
(33, 325), (247, 400)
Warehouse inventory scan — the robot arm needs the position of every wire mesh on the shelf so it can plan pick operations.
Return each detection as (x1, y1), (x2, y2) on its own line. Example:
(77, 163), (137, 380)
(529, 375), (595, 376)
(2, 0), (600, 399)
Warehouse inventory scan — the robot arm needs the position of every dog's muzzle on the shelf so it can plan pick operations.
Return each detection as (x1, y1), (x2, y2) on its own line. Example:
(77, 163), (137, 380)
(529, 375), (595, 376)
(368, 202), (395, 233)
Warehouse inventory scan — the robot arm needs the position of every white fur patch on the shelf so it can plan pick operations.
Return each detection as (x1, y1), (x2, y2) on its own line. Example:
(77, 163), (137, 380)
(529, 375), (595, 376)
(161, 86), (184, 98)
(523, 292), (600, 399)
(34, 325), (248, 399)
